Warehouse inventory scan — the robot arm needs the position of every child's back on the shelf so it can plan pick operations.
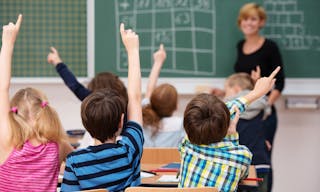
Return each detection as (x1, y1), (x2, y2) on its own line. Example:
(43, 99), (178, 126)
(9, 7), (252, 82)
(62, 112), (143, 191)
(143, 84), (184, 147)
(179, 94), (252, 192)
(0, 142), (59, 191)
(61, 24), (143, 191)
(179, 67), (280, 192)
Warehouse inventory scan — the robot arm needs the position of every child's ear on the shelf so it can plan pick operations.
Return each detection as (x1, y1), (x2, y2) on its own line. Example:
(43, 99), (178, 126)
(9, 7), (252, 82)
(118, 113), (124, 129)
(115, 113), (125, 137)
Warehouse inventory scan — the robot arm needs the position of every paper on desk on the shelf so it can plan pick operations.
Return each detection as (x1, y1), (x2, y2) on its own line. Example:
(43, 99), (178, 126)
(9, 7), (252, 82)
(141, 171), (155, 178)
(157, 175), (179, 183)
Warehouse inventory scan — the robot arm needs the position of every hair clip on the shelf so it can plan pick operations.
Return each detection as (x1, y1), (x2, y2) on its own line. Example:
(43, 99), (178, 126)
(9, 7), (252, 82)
(41, 101), (48, 108)
(11, 106), (18, 114)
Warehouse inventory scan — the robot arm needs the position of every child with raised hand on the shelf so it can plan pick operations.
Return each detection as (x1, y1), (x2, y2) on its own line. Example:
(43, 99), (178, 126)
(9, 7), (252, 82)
(0, 15), (73, 192)
(142, 44), (185, 147)
(179, 67), (280, 192)
(61, 23), (143, 191)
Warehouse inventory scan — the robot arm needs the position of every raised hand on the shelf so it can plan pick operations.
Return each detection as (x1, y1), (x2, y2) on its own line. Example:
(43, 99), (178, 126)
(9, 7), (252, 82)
(244, 66), (280, 104)
(2, 14), (22, 46)
(153, 44), (166, 65)
(120, 23), (139, 53)
(228, 105), (240, 135)
(251, 65), (261, 82)
(253, 66), (280, 96)
(47, 47), (63, 66)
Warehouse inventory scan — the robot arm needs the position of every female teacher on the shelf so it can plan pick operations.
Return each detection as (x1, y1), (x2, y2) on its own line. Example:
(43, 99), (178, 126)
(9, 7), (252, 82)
(235, 3), (285, 192)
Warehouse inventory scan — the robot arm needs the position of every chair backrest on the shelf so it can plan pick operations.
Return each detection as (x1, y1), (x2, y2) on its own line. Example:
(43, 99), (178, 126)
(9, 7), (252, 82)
(141, 148), (180, 164)
(81, 189), (108, 192)
(125, 187), (218, 192)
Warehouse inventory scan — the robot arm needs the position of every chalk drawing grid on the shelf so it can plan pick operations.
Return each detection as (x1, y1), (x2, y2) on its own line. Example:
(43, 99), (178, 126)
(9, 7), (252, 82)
(115, 0), (216, 75)
(263, 0), (320, 51)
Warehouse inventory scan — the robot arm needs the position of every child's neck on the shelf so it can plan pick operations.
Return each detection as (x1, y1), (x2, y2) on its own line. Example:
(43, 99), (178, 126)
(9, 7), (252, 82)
(94, 137), (116, 145)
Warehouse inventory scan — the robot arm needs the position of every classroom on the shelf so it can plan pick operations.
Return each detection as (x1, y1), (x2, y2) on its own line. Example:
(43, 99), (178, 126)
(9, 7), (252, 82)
(2, 0), (320, 192)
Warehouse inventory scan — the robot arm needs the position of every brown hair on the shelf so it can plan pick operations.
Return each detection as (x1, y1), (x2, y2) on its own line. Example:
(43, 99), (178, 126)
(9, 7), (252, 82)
(9, 88), (66, 149)
(237, 3), (267, 27)
(81, 89), (126, 143)
(87, 72), (128, 104)
(183, 94), (230, 145)
(226, 73), (254, 90)
(142, 83), (178, 136)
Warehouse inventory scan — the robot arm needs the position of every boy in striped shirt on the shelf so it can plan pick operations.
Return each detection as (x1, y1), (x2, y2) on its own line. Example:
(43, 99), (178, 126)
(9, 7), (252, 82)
(61, 24), (143, 192)
(179, 67), (280, 192)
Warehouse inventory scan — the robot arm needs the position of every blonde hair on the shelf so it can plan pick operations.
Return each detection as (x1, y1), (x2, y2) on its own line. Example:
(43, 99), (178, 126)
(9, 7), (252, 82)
(142, 84), (178, 136)
(9, 87), (66, 149)
(237, 3), (267, 27)
(226, 73), (254, 90)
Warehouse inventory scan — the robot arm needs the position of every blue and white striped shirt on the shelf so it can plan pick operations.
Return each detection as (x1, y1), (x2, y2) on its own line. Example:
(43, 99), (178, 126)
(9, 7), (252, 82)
(61, 121), (144, 192)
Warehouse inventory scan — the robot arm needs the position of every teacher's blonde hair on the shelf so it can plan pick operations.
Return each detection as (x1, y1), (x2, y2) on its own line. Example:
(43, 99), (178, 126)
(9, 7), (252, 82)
(237, 3), (267, 27)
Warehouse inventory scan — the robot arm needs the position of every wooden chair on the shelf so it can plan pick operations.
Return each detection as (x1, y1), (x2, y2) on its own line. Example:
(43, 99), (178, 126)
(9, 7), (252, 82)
(81, 189), (108, 192)
(125, 187), (218, 192)
(141, 148), (180, 164)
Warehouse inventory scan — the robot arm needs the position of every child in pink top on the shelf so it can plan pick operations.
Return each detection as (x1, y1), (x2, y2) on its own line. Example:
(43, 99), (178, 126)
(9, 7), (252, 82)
(0, 15), (73, 192)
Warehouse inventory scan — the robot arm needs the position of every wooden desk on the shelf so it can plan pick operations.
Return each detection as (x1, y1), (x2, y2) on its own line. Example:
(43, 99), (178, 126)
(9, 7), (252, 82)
(141, 164), (258, 189)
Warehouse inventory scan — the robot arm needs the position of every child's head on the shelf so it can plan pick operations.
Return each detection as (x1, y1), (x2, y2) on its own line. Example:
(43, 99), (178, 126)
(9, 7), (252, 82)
(9, 87), (65, 149)
(237, 3), (266, 27)
(81, 89), (126, 143)
(142, 83), (177, 133)
(224, 73), (254, 98)
(183, 93), (230, 145)
(87, 72), (128, 104)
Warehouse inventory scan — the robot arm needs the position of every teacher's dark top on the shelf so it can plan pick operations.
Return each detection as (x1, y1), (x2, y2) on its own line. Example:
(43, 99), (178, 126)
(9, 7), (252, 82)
(234, 39), (285, 92)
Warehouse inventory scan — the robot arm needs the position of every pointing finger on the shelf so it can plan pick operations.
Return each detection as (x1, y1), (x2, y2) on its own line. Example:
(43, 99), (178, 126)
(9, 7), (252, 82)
(120, 23), (125, 35)
(50, 46), (57, 53)
(15, 14), (23, 30)
(160, 43), (164, 50)
(268, 66), (280, 79)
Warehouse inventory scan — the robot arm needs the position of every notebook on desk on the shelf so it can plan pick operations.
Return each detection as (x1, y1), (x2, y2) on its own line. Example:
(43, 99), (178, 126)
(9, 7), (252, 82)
(150, 163), (180, 172)
(161, 162), (180, 169)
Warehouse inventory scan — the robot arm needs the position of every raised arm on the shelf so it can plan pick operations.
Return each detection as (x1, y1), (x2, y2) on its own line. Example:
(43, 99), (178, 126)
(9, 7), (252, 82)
(243, 66), (280, 104)
(120, 24), (142, 125)
(0, 14), (22, 149)
(47, 47), (91, 101)
(145, 44), (166, 99)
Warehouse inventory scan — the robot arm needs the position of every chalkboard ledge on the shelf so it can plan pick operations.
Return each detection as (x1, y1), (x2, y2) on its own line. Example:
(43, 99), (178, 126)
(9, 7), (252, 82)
(11, 77), (91, 84)
(11, 77), (320, 95)
(120, 78), (320, 96)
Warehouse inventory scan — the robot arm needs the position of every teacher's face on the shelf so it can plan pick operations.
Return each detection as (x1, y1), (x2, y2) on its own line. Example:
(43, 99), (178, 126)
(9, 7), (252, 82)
(240, 14), (265, 36)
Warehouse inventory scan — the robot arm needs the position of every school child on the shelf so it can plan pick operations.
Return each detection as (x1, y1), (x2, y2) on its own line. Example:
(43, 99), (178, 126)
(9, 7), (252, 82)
(0, 15), (73, 192)
(142, 44), (185, 147)
(48, 47), (128, 148)
(224, 73), (271, 192)
(61, 24), (144, 191)
(179, 67), (280, 192)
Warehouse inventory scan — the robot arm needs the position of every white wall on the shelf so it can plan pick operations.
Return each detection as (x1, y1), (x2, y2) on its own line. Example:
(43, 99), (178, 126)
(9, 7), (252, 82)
(10, 83), (320, 192)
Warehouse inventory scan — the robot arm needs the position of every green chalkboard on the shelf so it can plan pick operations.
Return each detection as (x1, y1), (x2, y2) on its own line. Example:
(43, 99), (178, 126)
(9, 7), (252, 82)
(95, 0), (320, 78)
(0, 0), (87, 77)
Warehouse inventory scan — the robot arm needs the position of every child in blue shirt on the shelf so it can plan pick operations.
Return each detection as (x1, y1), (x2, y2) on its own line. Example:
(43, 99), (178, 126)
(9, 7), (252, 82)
(61, 24), (143, 192)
